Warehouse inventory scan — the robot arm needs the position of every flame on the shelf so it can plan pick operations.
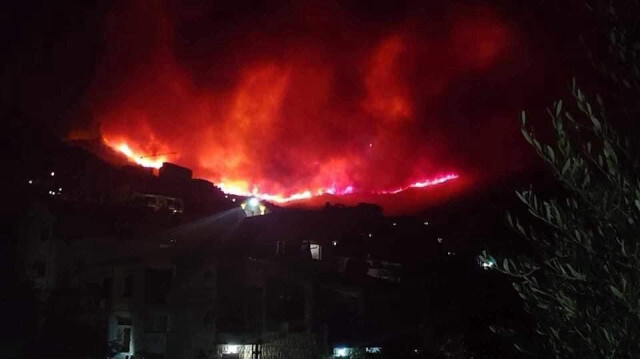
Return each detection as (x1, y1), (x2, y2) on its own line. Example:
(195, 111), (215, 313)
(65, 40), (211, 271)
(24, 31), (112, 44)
(376, 174), (460, 195)
(110, 139), (458, 203)
(111, 142), (167, 169)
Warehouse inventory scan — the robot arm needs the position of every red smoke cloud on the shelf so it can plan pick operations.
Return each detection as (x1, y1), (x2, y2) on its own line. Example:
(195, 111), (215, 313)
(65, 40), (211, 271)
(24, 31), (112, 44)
(87, 1), (516, 207)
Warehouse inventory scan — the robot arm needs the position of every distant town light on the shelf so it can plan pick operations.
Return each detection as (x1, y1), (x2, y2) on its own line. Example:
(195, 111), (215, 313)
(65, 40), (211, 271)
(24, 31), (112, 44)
(58, 187), (62, 192)
(231, 198), (236, 202)
(437, 237), (443, 243)
(28, 179), (33, 184)
(392, 222), (397, 226)
(423, 221), (429, 226)
(332, 241), (338, 246)
(50, 171), (55, 177)
(368, 233), (373, 238)
(366, 347), (382, 353)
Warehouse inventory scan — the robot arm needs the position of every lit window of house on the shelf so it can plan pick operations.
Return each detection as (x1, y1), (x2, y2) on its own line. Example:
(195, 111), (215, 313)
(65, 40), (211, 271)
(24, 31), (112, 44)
(116, 316), (133, 353)
(310, 244), (322, 260)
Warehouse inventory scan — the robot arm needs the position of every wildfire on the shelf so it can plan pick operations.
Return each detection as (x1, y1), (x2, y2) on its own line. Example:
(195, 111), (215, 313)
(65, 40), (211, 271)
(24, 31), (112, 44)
(109, 139), (459, 204)
(376, 174), (460, 195)
(87, 2), (513, 210)
(107, 141), (168, 169)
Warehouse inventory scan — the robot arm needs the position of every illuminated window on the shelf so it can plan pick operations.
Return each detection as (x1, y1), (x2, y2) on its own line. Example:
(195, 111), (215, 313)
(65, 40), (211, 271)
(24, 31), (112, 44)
(221, 344), (243, 358)
(116, 317), (133, 353)
(310, 244), (322, 260)
(223, 344), (239, 354)
(119, 327), (131, 352)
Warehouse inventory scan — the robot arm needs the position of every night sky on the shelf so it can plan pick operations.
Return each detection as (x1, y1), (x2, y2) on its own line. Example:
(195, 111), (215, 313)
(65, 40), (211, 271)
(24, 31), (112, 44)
(3, 0), (590, 211)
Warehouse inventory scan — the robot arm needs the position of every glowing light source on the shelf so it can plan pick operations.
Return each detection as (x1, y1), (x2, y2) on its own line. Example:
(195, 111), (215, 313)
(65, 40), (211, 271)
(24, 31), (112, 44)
(103, 141), (459, 205)
(248, 197), (259, 207)
(109, 142), (166, 169)
(480, 258), (495, 270)
(334, 347), (350, 357)
(214, 174), (458, 204)
(223, 344), (240, 354)
(50, 171), (55, 176)
(28, 180), (33, 184)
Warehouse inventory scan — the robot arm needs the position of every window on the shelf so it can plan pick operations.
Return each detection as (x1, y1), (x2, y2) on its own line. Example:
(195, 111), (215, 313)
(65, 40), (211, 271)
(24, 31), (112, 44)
(116, 317), (132, 352)
(123, 275), (133, 297)
(119, 327), (131, 352)
(221, 344), (242, 358)
(310, 244), (322, 260)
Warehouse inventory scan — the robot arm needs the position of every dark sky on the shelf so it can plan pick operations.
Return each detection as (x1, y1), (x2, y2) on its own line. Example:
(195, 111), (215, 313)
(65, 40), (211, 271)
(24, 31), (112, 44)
(2, 0), (596, 209)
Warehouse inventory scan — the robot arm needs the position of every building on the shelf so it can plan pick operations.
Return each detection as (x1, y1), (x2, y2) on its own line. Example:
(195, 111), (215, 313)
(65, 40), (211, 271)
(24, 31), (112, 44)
(12, 136), (476, 359)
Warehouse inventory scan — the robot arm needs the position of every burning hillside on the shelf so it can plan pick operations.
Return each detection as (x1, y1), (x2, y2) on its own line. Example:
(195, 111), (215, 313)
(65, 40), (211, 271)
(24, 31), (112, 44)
(82, 1), (527, 207)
